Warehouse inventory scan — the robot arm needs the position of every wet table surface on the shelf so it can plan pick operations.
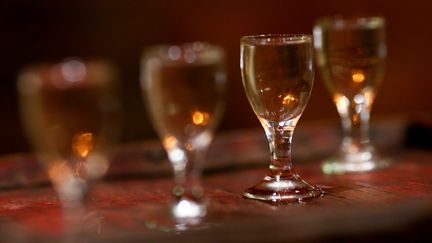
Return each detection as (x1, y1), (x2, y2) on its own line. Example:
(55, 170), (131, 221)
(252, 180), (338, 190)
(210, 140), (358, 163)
(0, 117), (431, 242)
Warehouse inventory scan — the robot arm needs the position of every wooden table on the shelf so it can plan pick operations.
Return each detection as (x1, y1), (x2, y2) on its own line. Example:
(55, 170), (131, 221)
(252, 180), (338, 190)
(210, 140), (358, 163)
(0, 117), (431, 242)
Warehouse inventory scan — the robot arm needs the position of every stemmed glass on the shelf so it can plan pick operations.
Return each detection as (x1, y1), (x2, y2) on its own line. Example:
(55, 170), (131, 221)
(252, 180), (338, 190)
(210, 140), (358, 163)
(240, 34), (322, 203)
(313, 16), (389, 174)
(17, 58), (120, 233)
(140, 42), (226, 222)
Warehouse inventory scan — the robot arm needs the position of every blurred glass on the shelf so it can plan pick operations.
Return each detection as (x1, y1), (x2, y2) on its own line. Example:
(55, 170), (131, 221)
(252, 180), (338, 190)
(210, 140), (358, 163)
(313, 16), (390, 174)
(141, 42), (226, 225)
(17, 58), (121, 233)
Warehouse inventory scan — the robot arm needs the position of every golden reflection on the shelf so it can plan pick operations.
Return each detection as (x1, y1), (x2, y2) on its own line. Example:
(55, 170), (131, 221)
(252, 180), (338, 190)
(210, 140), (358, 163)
(363, 88), (376, 106)
(192, 111), (209, 126)
(352, 71), (365, 83)
(163, 135), (177, 148)
(48, 160), (73, 185)
(352, 113), (360, 125)
(333, 94), (350, 115)
(282, 94), (298, 107)
(72, 132), (94, 157)
(184, 142), (194, 151)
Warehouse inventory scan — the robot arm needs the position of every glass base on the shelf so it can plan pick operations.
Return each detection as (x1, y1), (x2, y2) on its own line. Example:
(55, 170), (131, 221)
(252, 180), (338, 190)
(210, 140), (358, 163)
(322, 149), (390, 175)
(243, 172), (323, 204)
(134, 199), (213, 233)
(171, 198), (207, 221)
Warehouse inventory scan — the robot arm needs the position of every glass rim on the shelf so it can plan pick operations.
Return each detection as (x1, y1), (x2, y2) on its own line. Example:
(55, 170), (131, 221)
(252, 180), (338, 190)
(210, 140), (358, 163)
(314, 15), (385, 29)
(19, 57), (114, 70)
(17, 57), (117, 90)
(142, 41), (225, 62)
(240, 34), (312, 45)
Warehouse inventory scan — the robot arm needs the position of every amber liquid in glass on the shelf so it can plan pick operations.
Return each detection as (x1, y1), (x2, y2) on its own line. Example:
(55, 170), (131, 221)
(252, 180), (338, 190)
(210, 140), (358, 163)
(314, 17), (389, 174)
(142, 44), (226, 221)
(241, 35), (321, 203)
(242, 41), (314, 124)
(19, 69), (119, 179)
(145, 62), (225, 143)
(315, 24), (386, 102)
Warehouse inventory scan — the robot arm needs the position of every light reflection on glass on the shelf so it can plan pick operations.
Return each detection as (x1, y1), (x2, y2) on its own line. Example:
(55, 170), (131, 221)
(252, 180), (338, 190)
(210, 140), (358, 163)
(85, 153), (110, 179)
(192, 111), (210, 126)
(267, 180), (295, 189)
(51, 58), (87, 89)
(323, 158), (376, 175)
(48, 159), (74, 185)
(184, 142), (194, 151)
(193, 131), (212, 150)
(171, 199), (206, 219)
(282, 93), (298, 107)
(47, 160), (85, 204)
(363, 88), (376, 105)
(167, 148), (187, 172)
(163, 135), (177, 149)
(352, 71), (365, 83)
(168, 46), (182, 60)
(72, 132), (94, 157)
(61, 59), (87, 83)
(163, 136), (187, 171)
(353, 94), (365, 104)
(333, 94), (350, 115)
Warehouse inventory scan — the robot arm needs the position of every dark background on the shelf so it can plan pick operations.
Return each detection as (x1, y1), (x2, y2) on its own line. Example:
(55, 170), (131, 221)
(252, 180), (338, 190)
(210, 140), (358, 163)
(1, 0), (431, 154)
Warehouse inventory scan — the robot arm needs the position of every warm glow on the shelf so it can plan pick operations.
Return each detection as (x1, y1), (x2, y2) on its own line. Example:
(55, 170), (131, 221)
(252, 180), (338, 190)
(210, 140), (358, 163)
(333, 94), (350, 115)
(352, 72), (365, 83)
(48, 160), (73, 185)
(72, 132), (94, 157)
(282, 94), (298, 106)
(163, 135), (177, 148)
(184, 142), (194, 151)
(192, 111), (209, 125)
(363, 88), (376, 105)
(47, 160), (85, 202)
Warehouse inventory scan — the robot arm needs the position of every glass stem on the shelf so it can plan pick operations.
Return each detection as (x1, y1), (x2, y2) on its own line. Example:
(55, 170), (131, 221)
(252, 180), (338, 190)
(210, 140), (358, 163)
(168, 145), (207, 202)
(337, 97), (371, 153)
(263, 121), (299, 179)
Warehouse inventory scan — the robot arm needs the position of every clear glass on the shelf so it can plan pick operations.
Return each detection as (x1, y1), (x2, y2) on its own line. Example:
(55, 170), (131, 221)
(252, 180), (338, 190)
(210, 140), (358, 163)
(17, 58), (121, 233)
(240, 34), (322, 203)
(313, 16), (390, 174)
(141, 42), (226, 223)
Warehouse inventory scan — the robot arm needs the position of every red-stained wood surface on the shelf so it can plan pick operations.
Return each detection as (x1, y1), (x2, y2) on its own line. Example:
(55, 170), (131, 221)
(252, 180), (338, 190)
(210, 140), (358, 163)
(0, 119), (431, 242)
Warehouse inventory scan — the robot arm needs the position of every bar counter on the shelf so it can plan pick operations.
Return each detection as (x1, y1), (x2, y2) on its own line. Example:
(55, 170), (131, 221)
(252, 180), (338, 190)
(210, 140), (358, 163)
(0, 116), (431, 242)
